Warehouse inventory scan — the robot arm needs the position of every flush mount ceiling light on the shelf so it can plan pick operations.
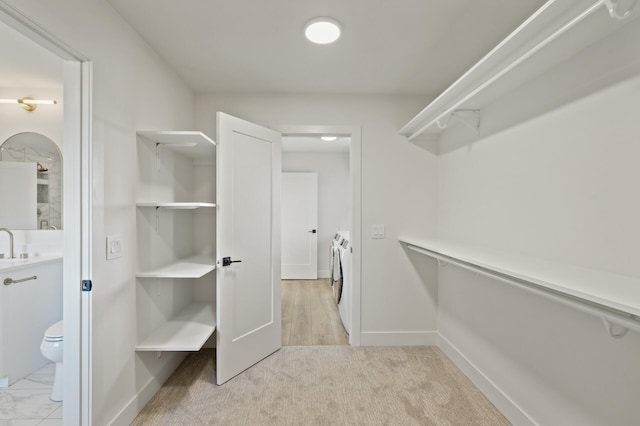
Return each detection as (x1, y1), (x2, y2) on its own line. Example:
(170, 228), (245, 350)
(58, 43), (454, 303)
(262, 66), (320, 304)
(0, 97), (58, 111)
(321, 136), (338, 141)
(304, 17), (342, 44)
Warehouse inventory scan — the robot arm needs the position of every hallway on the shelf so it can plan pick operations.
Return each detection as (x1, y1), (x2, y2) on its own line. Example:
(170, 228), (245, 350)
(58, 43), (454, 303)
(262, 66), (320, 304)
(281, 279), (349, 346)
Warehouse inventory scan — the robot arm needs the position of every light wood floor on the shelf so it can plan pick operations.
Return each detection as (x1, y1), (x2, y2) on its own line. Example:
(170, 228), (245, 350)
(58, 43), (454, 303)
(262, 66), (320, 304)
(281, 279), (349, 346)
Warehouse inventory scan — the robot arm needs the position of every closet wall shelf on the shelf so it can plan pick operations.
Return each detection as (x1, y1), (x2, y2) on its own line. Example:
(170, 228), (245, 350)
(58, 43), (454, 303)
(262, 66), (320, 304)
(136, 202), (216, 209)
(399, 236), (640, 337)
(400, 0), (637, 141)
(135, 302), (216, 351)
(136, 255), (215, 279)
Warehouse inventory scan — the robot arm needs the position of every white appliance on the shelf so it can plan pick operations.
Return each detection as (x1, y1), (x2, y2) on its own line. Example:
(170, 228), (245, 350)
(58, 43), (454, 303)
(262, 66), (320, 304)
(330, 230), (351, 334)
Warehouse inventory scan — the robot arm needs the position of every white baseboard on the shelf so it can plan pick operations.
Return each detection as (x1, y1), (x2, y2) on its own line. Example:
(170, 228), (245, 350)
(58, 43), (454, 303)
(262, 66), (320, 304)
(318, 270), (330, 279)
(108, 353), (187, 426)
(360, 331), (437, 346)
(437, 334), (536, 426)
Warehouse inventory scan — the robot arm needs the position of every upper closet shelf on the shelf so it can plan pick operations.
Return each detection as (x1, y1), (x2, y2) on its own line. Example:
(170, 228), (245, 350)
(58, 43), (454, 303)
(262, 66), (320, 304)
(137, 130), (215, 161)
(399, 236), (640, 337)
(400, 0), (638, 141)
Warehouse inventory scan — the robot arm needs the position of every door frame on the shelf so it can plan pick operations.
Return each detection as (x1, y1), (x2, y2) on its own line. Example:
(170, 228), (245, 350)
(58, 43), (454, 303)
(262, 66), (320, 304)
(0, 2), (92, 424)
(274, 125), (362, 346)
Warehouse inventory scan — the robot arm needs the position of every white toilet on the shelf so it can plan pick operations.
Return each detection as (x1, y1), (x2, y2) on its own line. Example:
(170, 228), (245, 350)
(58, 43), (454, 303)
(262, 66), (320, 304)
(40, 320), (63, 402)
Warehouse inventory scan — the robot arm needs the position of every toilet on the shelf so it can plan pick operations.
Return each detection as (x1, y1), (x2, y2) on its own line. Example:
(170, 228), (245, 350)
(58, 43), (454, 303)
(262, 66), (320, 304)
(40, 320), (63, 402)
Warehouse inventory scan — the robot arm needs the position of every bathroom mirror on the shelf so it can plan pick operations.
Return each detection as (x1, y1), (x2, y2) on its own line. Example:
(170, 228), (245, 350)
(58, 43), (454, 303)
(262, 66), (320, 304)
(0, 132), (62, 230)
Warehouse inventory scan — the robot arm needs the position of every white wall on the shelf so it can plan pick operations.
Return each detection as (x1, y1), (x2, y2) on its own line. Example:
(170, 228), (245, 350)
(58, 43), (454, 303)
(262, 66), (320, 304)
(282, 152), (350, 278)
(195, 93), (439, 345)
(5, 1), (196, 424)
(435, 59), (640, 426)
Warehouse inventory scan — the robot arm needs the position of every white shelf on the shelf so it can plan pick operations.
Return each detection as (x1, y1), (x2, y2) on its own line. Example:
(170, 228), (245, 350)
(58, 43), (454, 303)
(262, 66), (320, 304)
(136, 255), (215, 278)
(136, 202), (215, 209)
(137, 130), (215, 161)
(135, 302), (216, 351)
(399, 237), (640, 319)
(399, 0), (637, 140)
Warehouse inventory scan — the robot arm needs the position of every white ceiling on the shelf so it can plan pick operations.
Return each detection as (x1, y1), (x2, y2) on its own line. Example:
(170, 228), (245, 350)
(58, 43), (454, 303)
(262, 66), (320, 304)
(108, 0), (544, 95)
(0, 20), (63, 89)
(282, 136), (350, 153)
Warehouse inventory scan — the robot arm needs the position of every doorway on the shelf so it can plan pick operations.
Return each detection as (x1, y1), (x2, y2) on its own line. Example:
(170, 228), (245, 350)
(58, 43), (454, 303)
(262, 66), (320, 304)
(279, 130), (359, 346)
(0, 3), (91, 424)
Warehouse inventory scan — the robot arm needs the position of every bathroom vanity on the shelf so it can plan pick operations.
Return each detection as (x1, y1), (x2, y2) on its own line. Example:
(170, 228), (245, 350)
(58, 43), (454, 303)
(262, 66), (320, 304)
(0, 256), (62, 387)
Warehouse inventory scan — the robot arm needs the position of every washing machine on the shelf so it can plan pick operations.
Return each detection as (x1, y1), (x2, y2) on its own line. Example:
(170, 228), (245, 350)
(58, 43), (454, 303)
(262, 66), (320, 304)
(330, 230), (351, 334)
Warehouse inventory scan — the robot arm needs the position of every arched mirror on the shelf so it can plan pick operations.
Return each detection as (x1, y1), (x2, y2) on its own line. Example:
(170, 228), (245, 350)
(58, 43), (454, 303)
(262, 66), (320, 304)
(0, 132), (62, 230)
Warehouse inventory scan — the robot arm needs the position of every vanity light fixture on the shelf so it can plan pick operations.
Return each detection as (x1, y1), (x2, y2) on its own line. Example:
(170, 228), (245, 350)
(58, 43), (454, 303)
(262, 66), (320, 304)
(304, 17), (342, 44)
(321, 136), (338, 141)
(0, 97), (58, 111)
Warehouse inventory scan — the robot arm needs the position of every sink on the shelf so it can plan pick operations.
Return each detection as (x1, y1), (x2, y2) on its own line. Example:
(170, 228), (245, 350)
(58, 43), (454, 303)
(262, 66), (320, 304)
(0, 256), (62, 272)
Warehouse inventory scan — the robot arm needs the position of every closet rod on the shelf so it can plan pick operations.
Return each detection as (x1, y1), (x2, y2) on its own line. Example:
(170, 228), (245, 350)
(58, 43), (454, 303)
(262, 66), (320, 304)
(407, 0), (623, 141)
(405, 244), (640, 338)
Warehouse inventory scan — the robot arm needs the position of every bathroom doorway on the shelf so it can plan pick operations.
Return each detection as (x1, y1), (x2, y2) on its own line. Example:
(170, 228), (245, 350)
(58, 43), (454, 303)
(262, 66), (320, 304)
(0, 2), (92, 424)
(277, 125), (362, 347)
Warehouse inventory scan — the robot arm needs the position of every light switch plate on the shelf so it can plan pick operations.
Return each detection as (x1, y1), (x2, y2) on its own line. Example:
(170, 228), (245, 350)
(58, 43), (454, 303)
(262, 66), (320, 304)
(106, 234), (123, 260)
(372, 224), (385, 239)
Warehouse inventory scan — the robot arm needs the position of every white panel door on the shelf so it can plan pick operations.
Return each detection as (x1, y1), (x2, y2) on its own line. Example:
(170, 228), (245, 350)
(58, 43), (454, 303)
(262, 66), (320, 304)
(281, 172), (318, 279)
(216, 112), (281, 385)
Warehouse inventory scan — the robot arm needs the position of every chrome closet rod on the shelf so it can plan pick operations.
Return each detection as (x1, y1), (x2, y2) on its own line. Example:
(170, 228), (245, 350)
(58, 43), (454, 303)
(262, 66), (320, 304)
(405, 244), (640, 337)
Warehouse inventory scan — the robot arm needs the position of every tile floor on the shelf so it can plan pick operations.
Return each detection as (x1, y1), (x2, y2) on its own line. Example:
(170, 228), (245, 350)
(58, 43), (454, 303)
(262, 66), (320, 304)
(0, 364), (62, 426)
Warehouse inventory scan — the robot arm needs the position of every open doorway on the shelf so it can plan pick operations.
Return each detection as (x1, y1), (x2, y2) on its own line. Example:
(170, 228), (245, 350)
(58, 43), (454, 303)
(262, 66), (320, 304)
(280, 133), (352, 346)
(0, 3), (91, 424)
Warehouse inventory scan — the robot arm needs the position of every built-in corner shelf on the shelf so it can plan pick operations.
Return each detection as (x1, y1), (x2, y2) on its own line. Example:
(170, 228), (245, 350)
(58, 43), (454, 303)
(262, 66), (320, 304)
(399, 236), (640, 336)
(137, 130), (216, 165)
(135, 302), (216, 352)
(136, 202), (216, 209)
(399, 0), (637, 141)
(136, 255), (215, 279)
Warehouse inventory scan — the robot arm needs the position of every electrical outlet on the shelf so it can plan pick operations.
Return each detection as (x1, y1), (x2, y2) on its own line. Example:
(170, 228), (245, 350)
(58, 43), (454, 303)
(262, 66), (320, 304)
(106, 235), (123, 260)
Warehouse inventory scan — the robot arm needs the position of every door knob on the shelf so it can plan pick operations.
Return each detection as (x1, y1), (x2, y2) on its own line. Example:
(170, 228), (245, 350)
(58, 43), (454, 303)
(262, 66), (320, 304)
(222, 257), (242, 267)
(309, 229), (317, 234)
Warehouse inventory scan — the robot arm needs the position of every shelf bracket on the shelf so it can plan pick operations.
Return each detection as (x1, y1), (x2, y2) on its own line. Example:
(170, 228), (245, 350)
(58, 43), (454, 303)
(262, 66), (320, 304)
(436, 109), (480, 135)
(436, 259), (449, 268)
(155, 143), (162, 171)
(155, 207), (160, 232)
(604, 0), (638, 20)
(601, 316), (629, 338)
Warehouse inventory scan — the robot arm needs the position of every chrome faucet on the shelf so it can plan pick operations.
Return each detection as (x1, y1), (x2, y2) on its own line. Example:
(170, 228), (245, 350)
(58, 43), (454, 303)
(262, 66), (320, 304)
(0, 228), (14, 259)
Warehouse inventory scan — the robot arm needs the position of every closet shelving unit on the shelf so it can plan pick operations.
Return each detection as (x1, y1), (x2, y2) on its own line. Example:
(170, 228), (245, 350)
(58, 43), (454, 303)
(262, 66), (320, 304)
(399, 0), (640, 338)
(399, 237), (640, 336)
(135, 130), (217, 352)
(400, 0), (639, 141)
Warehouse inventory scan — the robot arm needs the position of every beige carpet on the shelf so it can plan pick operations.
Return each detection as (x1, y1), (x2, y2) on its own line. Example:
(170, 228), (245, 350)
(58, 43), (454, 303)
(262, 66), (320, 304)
(132, 346), (510, 425)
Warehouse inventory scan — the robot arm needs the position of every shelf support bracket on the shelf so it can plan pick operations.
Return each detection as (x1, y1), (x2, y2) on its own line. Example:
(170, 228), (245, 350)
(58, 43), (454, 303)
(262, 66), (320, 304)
(436, 109), (480, 135)
(601, 316), (629, 338)
(604, 0), (638, 20)
(155, 143), (162, 171)
(155, 207), (160, 232)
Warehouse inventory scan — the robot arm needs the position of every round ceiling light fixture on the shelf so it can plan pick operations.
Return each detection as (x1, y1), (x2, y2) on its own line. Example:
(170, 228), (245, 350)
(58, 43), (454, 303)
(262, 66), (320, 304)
(321, 136), (338, 141)
(305, 17), (342, 44)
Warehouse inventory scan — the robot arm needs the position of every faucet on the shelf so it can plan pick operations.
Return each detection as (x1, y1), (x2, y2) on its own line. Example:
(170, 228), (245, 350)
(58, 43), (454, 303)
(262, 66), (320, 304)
(0, 228), (14, 259)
